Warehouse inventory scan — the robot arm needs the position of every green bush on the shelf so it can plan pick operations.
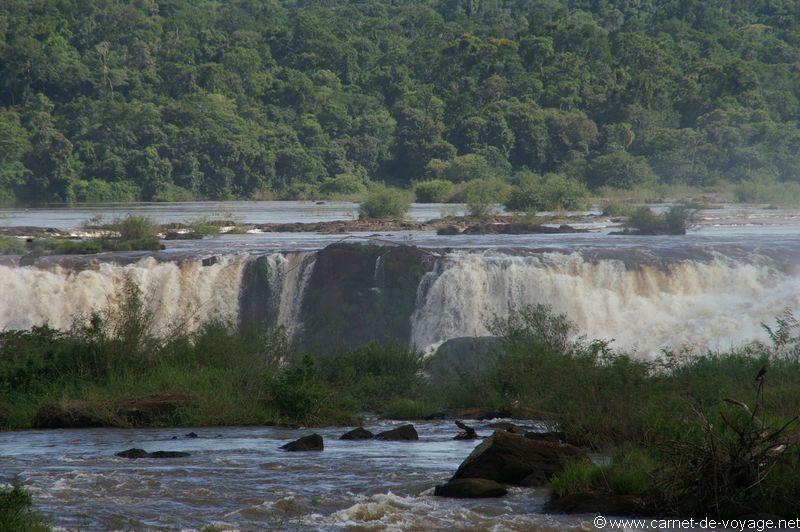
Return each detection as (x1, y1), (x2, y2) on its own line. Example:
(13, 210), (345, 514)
(585, 152), (657, 190)
(0, 236), (26, 255)
(462, 177), (511, 216)
(733, 175), (800, 205)
(279, 181), (320, 200)
(504, 173), (587, 212)
(623, 205), (693, 235)
(0, 485), (48, 531)
(414, 179), (454, 203)
(68, 179), (140, 203)
(113, 215), (160, 241)
(381, 398), (437, 420)
(358, 186), (410, 219)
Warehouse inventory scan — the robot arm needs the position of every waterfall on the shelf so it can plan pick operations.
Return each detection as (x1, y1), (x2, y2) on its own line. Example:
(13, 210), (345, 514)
(410, 251), (800, 357)
(0, 255), (249, 334)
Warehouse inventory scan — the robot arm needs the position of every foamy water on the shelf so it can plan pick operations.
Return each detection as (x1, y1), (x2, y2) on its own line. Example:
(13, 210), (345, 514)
(0, 422), (588, 531)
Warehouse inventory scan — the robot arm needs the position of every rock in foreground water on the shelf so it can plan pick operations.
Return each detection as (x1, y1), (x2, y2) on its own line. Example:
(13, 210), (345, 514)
(280, 433), (324, 451)
(116, 449), (190, 459)
(375, 424), (419, 441)
(452, 430), (587, 486)
(340, 427), (374, 440)
(434, 478), (508, 498)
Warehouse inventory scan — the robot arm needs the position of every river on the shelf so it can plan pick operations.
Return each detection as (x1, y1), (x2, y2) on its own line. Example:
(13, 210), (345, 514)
(3, 201), (800, 529)
(0, 420), (588, 530)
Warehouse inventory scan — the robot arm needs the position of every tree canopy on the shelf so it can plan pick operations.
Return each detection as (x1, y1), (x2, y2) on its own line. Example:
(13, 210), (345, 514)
(2, 0), (800, 202)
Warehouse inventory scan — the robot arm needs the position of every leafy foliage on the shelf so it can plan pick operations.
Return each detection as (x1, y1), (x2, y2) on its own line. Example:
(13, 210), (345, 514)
(358, 186), (410, 219)
(3, 1), (800, 203)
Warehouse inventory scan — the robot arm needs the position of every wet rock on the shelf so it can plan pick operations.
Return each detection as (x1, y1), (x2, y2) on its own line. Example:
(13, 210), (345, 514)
(452, 430), (588, 486)
(116, 448), (149, 459)
(525, 431), (566, 443)
(453, 420), (478, 440)
(340, 427), (374, 440)
(148, 451), (191, 458)
(434, 478), (508, 498)
(436, 225), (462, 235)
(281, 433), (324, 451)
(300, 243), (434, 351)
(185, 431), (199, 439)
(115, 393), (196, 425)
(488, 421), (526, 434)
(375, 424), (419, 441)
(116, 449), (191, 459)
(545, 492), (647, 515)
(33, 401), (118, 429)
(201, 256), (219, 267)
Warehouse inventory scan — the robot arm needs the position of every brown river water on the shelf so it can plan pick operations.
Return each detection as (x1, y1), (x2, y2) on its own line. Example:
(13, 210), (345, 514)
(0, 420), (592, 530)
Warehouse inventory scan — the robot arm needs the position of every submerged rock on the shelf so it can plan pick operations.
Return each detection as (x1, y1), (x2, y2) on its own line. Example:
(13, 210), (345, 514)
(116, 449), (190, 459)
(434, 478), (507, 498)
(116, 448), (149, 459)
(375, 424), (419, 441)
(436, 225), (462, 235)
(452, 430), (587, 486)
(185, 431), (199, 438)
(201, 256), (219, 267)
(280, 433), (324, 451)
(340, 427), (374, 440)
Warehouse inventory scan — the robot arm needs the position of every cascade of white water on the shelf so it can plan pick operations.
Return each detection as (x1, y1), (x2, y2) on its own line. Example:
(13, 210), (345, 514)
(0, 255), (249, 333)
(410, 251), (800, 357)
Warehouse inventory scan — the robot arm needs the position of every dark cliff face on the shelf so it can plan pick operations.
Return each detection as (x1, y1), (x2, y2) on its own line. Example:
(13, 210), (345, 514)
(299, 243), (434, 352)
(238, 255), (278, 333)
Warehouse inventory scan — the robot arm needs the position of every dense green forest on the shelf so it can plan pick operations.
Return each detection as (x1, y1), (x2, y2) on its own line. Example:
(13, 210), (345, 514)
(1, 0), (800, 203)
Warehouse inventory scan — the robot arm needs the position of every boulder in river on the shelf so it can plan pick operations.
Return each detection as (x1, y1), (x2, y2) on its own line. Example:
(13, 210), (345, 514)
(434, 478), (508, 498)
(525, 431), (566, 444)
(116, 448), (150, 459)
(488, 421), (526, 434)
(340, 427), (374, 440)
(280, 433), (324, 451)
(116, 449), (190, 459)
(452, 430), (588, 486)
(375, 424), (419, 441)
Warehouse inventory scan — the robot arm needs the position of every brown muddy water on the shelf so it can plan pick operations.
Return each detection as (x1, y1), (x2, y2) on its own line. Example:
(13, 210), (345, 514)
(0, 420), (591, 530)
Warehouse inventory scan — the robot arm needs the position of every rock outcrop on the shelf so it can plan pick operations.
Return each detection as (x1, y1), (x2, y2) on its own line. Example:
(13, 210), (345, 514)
(116, 448), (190, 459)
(340, 427), (374, 440)
(280, 433), (324, 451)
(375, 424), (419, 441)
(451, 430), (587, 486)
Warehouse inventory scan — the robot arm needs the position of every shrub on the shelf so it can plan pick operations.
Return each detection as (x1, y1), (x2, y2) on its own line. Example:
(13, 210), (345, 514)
(504, 173), (587, 212)
(186, 218), (220, 236)
(0, 485), (48, 531)
(462, 177), (511, 216)
(733, 175), (800, 205)
(414, 179), (454, 203)
(114, 215), (160, 241)
(623, 205), (693, 235)
(0, 236), (26, 255)
(601, 200), (637, 217)
(381, 398), (437, 420)
(68, 179), (140, 203)
(359, 186), (410, 219)
(279, 181), (320, 200)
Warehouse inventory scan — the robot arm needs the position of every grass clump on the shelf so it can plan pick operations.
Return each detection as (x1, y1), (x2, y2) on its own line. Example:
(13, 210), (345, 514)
(359, 186), (410, 219)
(0, 236), (26, 254)
(0, 485), (48, 531)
